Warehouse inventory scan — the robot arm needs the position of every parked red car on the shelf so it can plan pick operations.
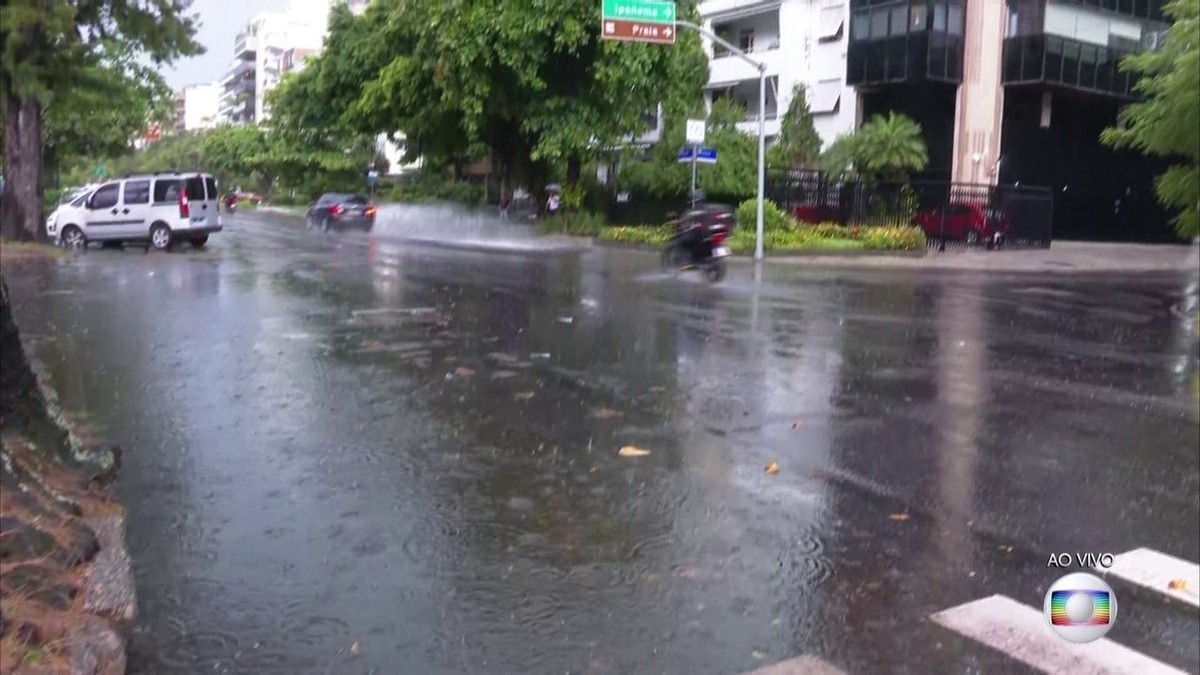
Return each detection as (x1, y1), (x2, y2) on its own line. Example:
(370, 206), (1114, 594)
(913, 203), (1010, 244)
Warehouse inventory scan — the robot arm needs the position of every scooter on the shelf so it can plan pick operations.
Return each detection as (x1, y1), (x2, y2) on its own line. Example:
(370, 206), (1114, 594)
(661, 204), (734, 283)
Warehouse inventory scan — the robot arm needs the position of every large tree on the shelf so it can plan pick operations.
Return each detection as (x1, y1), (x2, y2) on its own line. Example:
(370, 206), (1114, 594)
(0, 0), (201, 241)
(1101, 0), (1199, 239)
(284, 0), (708, 192)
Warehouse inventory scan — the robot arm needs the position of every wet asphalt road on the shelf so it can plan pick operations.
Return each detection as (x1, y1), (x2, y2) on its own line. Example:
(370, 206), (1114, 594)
(5, 206), (1199, 675)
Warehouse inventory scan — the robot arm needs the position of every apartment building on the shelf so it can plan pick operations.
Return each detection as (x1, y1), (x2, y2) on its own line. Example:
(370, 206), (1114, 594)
(218, 4), (330, 124)
(699, 0), (859, 148)
(846, 0), (1173, 239)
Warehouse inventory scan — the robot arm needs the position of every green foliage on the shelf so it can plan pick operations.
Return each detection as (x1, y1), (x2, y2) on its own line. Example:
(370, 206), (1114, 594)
(381, 175), (485, 206)
(819, 112), (929, 182)
(288, 0), (708, 189)
(1101, 0), (1199, 238)
(537, 211), (606, 236)
(735, 198), (792, 231)
(621, 99), (759, 200)
(559, 183), (586, 211)
(42, 41), (175, 172)
(769, 85), (822, 171)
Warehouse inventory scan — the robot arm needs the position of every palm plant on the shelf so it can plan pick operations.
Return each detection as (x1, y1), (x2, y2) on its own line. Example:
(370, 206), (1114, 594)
(853, 112), (929, 182)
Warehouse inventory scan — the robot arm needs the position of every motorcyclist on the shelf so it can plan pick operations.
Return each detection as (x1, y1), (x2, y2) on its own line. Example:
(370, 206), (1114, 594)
(675, 190), (707, 262)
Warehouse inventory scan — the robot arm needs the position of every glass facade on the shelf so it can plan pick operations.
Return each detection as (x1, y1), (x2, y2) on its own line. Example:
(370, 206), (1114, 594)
(1001, 0), (1166, 98)
(847, 0), (965, 84)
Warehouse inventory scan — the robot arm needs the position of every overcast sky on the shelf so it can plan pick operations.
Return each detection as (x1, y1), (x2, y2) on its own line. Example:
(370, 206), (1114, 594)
(164, 0), (290, 88)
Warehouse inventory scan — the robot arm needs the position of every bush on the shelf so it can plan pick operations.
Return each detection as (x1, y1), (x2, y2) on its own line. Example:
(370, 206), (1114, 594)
(857, 225), (926, 250)
(538, 211), (607, 236)
(736, 198), (793, 231)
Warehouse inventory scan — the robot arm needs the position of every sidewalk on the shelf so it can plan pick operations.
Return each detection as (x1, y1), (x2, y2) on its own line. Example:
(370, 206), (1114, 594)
(755, 240), (1200, 274)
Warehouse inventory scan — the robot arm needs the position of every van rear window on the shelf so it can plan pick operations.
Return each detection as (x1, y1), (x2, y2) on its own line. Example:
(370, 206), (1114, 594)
(185, 177), (206, 201)
(205, 177), (217, 199)
(153, 180), (181, 203)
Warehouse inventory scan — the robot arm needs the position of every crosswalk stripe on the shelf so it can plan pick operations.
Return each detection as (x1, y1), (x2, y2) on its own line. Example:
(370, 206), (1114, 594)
(741, 654), (847, 675)
(1099, 548), (1200, 610)
(930, 594), (1187, 675)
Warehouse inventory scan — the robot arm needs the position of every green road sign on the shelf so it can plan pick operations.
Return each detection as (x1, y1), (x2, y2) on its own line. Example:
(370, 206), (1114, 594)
(601, 0), (676, 24)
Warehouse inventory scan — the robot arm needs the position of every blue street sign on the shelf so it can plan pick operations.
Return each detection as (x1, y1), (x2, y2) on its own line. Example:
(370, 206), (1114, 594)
(677, 147), (718, 164)
(367, 169), (379, 185)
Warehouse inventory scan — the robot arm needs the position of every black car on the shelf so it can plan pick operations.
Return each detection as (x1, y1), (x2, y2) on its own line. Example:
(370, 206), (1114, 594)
(306, 193), (377, 232)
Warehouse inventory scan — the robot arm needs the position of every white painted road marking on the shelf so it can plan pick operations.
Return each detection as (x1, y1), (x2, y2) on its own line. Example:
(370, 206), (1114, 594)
(931, 594), (1188, 675)
(1099, 548), (1200, 610)
(742, 654), (847, 675)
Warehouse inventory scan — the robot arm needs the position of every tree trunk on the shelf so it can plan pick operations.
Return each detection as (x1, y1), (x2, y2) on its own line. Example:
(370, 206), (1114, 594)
(566, 156), (582, 186)
(1, 88), (45, 242)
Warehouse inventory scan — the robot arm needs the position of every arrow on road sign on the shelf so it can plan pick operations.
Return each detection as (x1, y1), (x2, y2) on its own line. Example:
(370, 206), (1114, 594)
(600, 19), (677, 44)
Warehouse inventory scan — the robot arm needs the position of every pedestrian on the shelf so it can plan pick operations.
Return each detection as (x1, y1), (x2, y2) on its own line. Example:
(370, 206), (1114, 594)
(546, 191), (560, 217)
(499, 193), (510, 221)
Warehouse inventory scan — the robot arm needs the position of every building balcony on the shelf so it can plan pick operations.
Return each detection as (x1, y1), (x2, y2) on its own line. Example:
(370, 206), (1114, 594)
(1002, 34), (1140, 98)
(234, 32), (255, 58)
(707, 45), (786, 87)
(736, 117), (782, 138)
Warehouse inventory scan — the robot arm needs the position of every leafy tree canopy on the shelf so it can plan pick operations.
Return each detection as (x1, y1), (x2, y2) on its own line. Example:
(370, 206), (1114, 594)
(819, 112), (928, 182)
(619, 98), (759, 200)
(1101, 0), (1199, 238)
(270, 0), (709, 188)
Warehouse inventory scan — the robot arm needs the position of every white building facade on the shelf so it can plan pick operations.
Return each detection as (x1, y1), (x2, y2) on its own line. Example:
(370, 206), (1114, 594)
(699, 0), (858, 148)
(218, 3), (331, 124)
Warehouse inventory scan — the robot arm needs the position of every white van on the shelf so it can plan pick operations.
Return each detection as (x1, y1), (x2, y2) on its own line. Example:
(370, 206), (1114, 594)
(46, 172), (223, 250)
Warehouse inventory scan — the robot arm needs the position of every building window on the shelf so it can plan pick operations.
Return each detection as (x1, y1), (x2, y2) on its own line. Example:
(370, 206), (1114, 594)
(738, 29), (755, 52)
(947, 1), (964, 35)
(870, 7), (889, 38)
(911, 2), (929, 31)
(933, 2), (947, 31)
(890, 5), (909, 35)
(852, 9), (870, 41)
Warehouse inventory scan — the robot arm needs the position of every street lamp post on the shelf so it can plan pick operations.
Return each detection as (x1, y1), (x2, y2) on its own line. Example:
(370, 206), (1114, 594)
(675, 20), (768, 262)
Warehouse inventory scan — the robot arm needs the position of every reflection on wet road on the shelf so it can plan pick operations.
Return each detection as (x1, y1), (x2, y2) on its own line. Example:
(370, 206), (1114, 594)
(5, 210), (1198, 674)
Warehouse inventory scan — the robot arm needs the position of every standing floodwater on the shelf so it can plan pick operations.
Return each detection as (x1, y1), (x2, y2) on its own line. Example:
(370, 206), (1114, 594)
(5, 209), (1197, 674)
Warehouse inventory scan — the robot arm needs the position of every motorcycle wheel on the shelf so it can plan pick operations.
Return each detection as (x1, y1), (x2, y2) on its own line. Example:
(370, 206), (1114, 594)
(703, 259), (726, 283)
(661, 245), (682, 274)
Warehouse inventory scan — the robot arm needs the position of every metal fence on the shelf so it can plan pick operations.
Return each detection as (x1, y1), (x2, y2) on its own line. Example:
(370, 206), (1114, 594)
(767, 171), (1055, 249)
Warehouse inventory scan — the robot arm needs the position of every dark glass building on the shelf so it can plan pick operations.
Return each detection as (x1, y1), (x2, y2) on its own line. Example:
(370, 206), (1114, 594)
(845, 0), (1179, 240)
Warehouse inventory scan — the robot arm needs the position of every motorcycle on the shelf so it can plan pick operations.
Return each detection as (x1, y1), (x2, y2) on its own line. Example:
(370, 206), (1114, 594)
(661, 203), (734, 283)
(226, 196), (238, 214)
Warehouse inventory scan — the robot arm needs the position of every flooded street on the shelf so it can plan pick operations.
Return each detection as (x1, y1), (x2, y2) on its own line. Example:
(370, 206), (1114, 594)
(5, 209), (1198, 674)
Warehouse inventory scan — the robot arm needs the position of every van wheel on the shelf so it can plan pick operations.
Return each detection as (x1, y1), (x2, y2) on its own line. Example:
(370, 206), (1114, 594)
(190, 234), (209, 248)
(61, 225), (86, 249)
(149, 223), (174, 251)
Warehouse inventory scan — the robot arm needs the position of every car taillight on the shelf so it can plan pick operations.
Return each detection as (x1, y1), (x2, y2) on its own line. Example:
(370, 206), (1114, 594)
(179, 191), (190, 218)
(331, 204), (345, 216)
(711, 232), (727, 244)
(365, 205), (377, 217)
